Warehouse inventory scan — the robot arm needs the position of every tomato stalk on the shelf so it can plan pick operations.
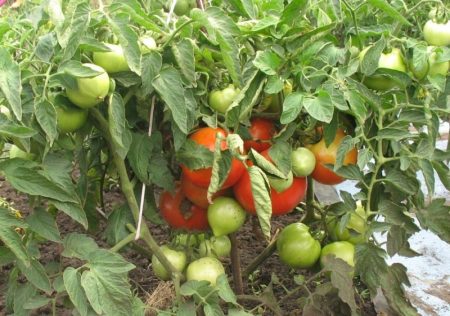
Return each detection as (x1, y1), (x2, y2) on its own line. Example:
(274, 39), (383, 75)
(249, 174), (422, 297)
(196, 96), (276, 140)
(110, 232), (136, 252)
(242, 235), (278, 277)
(230, 233), (244, 295)
(341, 0), (362, 50)
(303, 176), (315, 223)
(89, 108), (182, 283)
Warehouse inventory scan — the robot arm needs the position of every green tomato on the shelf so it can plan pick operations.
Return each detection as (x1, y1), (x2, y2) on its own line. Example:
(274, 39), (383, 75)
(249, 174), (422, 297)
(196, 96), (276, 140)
(359, 47), (407, 91)
(9, 145), (35, 160)
(0, 105), (11, 120)
(186, 257), (225, 286)
(268, 170), (294, 193)
(320, 241), (355, 268)
(66, 63), (110, 109)
(261, 80), (293, 113)
(173, 0), (195, 16)
(277, 223), (321, 269)
(140, 36), (157, 54)
(423, 20), (450, 47)
(53, 95), (88, 133)
(411, 46), (449, 80)
(198, 235), (232, 259)
(208, 84), (240, 114)
(207, 197), (246, 237)
(151, 245), (187, 281)
(93, 43), (129, 73)
(291, 147), (316, 177)
(327, 207), (367, 245)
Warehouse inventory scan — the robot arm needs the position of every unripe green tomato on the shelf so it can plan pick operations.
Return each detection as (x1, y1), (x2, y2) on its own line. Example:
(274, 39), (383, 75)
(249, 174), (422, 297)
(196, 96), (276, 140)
(66, 64), (110, 109)
(291, 147), (316, 177)
(359, 47), (407, 91)
(173, 0), (195, 16)
(0, 105), (11, 120)
(277, 223), (321, 269)
(93, 44), (129, 73)
(320, 241), (355, 268)
(140, 36), (157, 54)
(423, 20), (450, 47)
(411, 46), (449, 80)
(198, 235), (232, 259)
(54, 95), (88, 133)
(151, 245), (187, 281)
(207, 197), (246, 237)
(186, 257), (225, 286)
(9, 145), (35, 160)
(208, 84), (240, 114)
(268, 171), (294, 193)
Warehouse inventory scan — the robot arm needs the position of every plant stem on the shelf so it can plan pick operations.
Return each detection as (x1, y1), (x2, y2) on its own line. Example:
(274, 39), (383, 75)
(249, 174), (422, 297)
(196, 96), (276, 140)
(89, 108), (180, 279)
(110, 232), (136, 252)
(303, 176), (315, 223)
(230, 233), (244, 295)
(243, 236), (278, 277)
(341, 0), (362, 50)
(160, 20), (195, 50)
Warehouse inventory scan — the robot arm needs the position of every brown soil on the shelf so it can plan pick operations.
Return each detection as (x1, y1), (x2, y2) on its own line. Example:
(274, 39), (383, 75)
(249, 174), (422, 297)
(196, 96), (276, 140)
(0, 178), (377, 315)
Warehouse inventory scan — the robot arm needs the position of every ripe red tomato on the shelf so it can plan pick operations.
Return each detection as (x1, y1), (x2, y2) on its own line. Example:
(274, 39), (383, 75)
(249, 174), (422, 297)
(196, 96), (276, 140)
(233, 150), (307, 216)
(243, 118), (276, 152)
(181, 127), (245, 189)
(308, 129), (357, 185)
(180, 175), (227, 209)
(159, 185), (209, 231)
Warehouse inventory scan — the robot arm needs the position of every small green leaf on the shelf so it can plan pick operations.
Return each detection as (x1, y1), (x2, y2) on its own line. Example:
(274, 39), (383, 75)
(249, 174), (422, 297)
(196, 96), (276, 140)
(384, 169), (420, 195)
(416, 199), (450, 243)
(360, 37), (386, 76)
(23, 295), (51, 310)
(176, 139), (214, 170)
(17, 258), (52, 293)
(249, 166), (272, 238)
(367, 0), (412, 26)
(62, 233), (99, 260)
(280, 92), (304, 124)
(64, 267), (89, 316)
(26, 208), (61, 243)
(216, 274), (237, 304)
(108, 93), (132, 159)
(35, 99), (58, 145)
(87, 249), (135, 274)
(62, 3), (91, 61)
(172, 39), (196, 84)
(355, 243), (388, 295)
(51, 201), (88, 229)
(303, 90), (334, 123)
(0, 48), (22, 120)
(253, 51), (281, 75)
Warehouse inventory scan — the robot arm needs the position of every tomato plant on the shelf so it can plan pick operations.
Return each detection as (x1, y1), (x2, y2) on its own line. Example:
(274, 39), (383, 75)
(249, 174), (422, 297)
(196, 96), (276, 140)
(181, 127), (245, 189)
(1, 1), (449, 315)
(308, 129), (358, 185)
(159, 185), (209, 231)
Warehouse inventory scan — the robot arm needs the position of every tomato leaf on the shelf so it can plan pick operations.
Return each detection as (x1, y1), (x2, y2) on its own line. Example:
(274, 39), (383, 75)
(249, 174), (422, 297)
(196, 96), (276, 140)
(355, 243), (388, 296)
(378, 200), (419, 234)
(367, 0), (412, 26)
(26, 207), (61, 243)
(153, 66), (190, 134)
(63, 267), (89, 316)
(51, 201), (88, 230)
(176, 139), (214, 170)
(16, 258), (52, 293)
(321, 256), (358, 315)
(0, 224), (30, 268)
(248, 166), (272, 238)
(108, 14), (141, 75)
(380, 263), (419, 316)
(35, 33), (57, 62)
(0, 48), (22, 120)
(62, 233), (99, 260)
(268, 141), (292, 176)
(172, 39), (196, 85)
(264, 76), (283, 94)
(334, 136), (357, 170)
(61, 2), (90, 61)
(35, 98), (58, 146)
(140, 52), (162, 97)
(216, 274), (237, 304)
(303, 90), (334, 123)
(360, 37), (386, 76)
(208, 142), (232, 200)
(108, 93), (132, 159)
(253, 51), (281, 76)
(386, 225), (418, 257)
(280, 92), (304, 124)
(383, 169), (420, 195)
(416, 199), (450, 243)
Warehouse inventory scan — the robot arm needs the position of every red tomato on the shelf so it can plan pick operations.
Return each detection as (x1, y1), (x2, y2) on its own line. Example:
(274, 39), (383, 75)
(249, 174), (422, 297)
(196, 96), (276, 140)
(181, 127), (245, 189)
(159, 185), (209, 231)
(243, 118), (276, 152)
(308, 129), (358, 185)
(180, 175), (227, 209)
(233, 150), (307, 216)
